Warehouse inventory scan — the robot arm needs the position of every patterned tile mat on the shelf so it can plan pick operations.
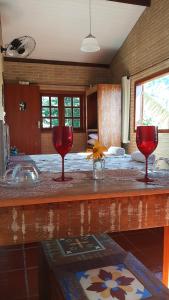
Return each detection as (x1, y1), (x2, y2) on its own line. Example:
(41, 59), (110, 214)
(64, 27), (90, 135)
(42, 234), (126, 267)
(75, 264), (152, 300)
(57, 235), (105, 256)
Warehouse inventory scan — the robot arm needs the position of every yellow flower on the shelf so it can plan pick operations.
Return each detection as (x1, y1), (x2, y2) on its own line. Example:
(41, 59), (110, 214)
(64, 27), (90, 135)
(87, 141), (107, 160)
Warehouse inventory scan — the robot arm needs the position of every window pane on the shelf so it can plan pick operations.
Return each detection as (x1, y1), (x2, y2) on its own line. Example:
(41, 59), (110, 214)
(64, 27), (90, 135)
(51, 118), (59, 127)
(42, 96), (49, 106)
(135, 73), (169, 129)
(73, 97), (80, 107)
(65, 108), (72, 117)
(51, 108), (58, 117)
(64, 97), (72, 107)
(73, 108), (80, 117)
(65, 119), (72, 126)
(42, 118), (50, 128)
(73, 119), (80, 128)
(42, 107), (50, 117)
(51, 97), (58, 106)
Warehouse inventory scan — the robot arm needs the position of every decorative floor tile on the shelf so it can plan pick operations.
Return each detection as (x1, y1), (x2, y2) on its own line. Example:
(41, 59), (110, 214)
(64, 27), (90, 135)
(76, 264), (152, 300)
(57, 235), (105, 256)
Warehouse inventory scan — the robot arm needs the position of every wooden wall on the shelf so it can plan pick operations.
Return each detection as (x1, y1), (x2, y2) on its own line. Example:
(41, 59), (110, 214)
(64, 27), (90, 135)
(110, 0), (169, 157)
(3, 61), (112, 153)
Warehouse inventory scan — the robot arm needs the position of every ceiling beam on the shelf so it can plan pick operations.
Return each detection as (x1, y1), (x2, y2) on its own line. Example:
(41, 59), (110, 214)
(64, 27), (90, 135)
(107, 0), (151, 6)
(4, 57), (109, 69)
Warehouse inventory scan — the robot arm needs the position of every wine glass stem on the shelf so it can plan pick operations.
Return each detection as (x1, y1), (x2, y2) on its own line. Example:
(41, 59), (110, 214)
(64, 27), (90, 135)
(62, 156), (64, 181)
(145, 156), (148, 180)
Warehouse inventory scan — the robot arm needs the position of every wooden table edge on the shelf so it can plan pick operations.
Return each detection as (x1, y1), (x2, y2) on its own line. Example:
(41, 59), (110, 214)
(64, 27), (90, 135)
(1, 186), (169, 208)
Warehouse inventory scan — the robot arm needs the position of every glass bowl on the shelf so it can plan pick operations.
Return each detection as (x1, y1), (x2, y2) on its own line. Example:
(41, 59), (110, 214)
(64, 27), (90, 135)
(2, 163), (39, 187)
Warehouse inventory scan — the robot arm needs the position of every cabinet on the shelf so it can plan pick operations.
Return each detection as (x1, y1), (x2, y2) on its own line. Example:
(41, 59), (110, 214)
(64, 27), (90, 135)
(86, 84), (121, 148)
(4, 83), (41, 154)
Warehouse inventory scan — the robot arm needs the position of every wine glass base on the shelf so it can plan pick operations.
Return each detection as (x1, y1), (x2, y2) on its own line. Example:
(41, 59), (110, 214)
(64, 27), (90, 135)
(52, 177), (73, 182)
(137, 177), (154, 183)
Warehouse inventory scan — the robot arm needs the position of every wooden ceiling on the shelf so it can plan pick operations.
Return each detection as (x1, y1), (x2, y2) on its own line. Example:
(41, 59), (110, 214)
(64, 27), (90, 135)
(108, 0), (151, 6)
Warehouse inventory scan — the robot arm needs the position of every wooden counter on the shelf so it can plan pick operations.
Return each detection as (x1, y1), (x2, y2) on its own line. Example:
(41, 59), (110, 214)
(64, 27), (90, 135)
(0, 169), (169, 286)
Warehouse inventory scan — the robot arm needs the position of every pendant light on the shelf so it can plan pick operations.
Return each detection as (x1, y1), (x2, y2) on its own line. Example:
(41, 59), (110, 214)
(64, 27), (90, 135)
(81, 0), (100, 52)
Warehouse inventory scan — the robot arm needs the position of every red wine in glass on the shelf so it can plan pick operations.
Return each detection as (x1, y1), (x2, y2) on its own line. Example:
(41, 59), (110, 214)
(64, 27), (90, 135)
(52, 126), (73, 181)
(136, 126), (158, 183)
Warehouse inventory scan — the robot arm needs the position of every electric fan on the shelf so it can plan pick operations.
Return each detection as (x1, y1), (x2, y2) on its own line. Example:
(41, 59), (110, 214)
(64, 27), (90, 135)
(1, 36), (36, 58)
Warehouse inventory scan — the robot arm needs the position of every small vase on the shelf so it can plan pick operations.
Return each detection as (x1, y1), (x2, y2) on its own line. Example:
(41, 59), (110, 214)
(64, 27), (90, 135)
(93, 158), (105, 180)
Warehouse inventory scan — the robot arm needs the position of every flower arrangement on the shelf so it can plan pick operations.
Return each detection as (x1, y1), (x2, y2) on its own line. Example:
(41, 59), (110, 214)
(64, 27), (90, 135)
(87, 141), (107, 160)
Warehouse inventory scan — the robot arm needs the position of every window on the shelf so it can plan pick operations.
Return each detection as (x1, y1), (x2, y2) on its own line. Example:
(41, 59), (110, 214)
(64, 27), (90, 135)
(135, 71), (169, 131)
(41, 93), (85, 131)
(41, 96), (59, 128)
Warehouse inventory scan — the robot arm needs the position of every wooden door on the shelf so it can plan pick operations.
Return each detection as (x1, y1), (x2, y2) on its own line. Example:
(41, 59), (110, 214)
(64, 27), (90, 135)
(4, 83), (41, 154)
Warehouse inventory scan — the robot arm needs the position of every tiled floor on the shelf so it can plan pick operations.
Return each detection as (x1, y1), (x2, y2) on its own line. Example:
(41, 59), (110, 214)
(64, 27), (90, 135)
(0, 227), (164, 300)
(109, 227), (163, 280)
(0, 243), (40, 300)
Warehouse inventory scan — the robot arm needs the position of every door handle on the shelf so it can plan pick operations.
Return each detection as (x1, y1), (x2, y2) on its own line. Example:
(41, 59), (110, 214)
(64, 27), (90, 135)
(38, 121), (41, 128)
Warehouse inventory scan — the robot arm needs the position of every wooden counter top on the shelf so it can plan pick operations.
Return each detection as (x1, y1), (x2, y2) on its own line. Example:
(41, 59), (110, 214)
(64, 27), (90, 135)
(0, 169), (169, 208)
(0, 169), (169, 247)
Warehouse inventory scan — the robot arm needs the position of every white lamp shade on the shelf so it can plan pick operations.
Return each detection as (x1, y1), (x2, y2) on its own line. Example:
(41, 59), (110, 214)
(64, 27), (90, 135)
(80, 34), (100, 52)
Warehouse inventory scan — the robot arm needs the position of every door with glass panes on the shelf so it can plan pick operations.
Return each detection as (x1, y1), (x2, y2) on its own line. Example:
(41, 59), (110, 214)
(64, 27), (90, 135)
(41, 93), (85, 131)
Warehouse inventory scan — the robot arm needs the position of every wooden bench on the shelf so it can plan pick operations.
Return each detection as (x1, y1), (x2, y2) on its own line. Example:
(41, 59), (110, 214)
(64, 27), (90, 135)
(39, 234), (169, 300)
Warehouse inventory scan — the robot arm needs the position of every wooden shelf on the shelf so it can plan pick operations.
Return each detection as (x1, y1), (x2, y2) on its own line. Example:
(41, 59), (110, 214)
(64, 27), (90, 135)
(87, 129), (98, 132)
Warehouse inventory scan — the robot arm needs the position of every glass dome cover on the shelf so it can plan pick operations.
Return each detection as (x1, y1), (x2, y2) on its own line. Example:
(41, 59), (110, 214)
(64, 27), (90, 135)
(2, 164), (39, 187)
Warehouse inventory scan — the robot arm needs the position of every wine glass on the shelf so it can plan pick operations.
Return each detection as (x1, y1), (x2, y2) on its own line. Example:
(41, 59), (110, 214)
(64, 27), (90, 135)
(136, 125), (158, 183)
(52, 126), (73, 181)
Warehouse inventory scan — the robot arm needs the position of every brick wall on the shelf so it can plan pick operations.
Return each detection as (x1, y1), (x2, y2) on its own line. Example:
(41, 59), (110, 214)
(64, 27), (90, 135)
(110, 0), (169, 157)
(4, 61), (112, 153)
(4, 61), (112, 86)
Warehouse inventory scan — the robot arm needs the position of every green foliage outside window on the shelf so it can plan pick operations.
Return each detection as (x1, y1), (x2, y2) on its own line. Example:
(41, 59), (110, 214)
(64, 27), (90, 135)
(42, 107), (50, 117)
(41, 95), (83, 129)
(135, 73), (169, 130)
(42, 96), (49, 106)
(64, 97), (72, 107)
(51, 119), (59, 127)
(51, 97), (58, 106)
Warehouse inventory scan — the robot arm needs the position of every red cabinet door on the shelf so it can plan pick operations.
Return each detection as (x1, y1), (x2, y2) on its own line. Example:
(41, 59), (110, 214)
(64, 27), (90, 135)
(4, 83), (41, 154)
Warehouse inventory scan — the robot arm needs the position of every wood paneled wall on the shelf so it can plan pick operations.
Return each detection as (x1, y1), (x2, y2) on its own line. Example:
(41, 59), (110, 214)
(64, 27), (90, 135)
(110, 0), (169, 157)
(41, 131), (87, 153)
(97, 84), (121, 148)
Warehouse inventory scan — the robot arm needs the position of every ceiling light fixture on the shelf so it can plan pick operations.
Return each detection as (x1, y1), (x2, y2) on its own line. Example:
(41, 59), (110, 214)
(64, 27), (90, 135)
(80, 0), (100, 53)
